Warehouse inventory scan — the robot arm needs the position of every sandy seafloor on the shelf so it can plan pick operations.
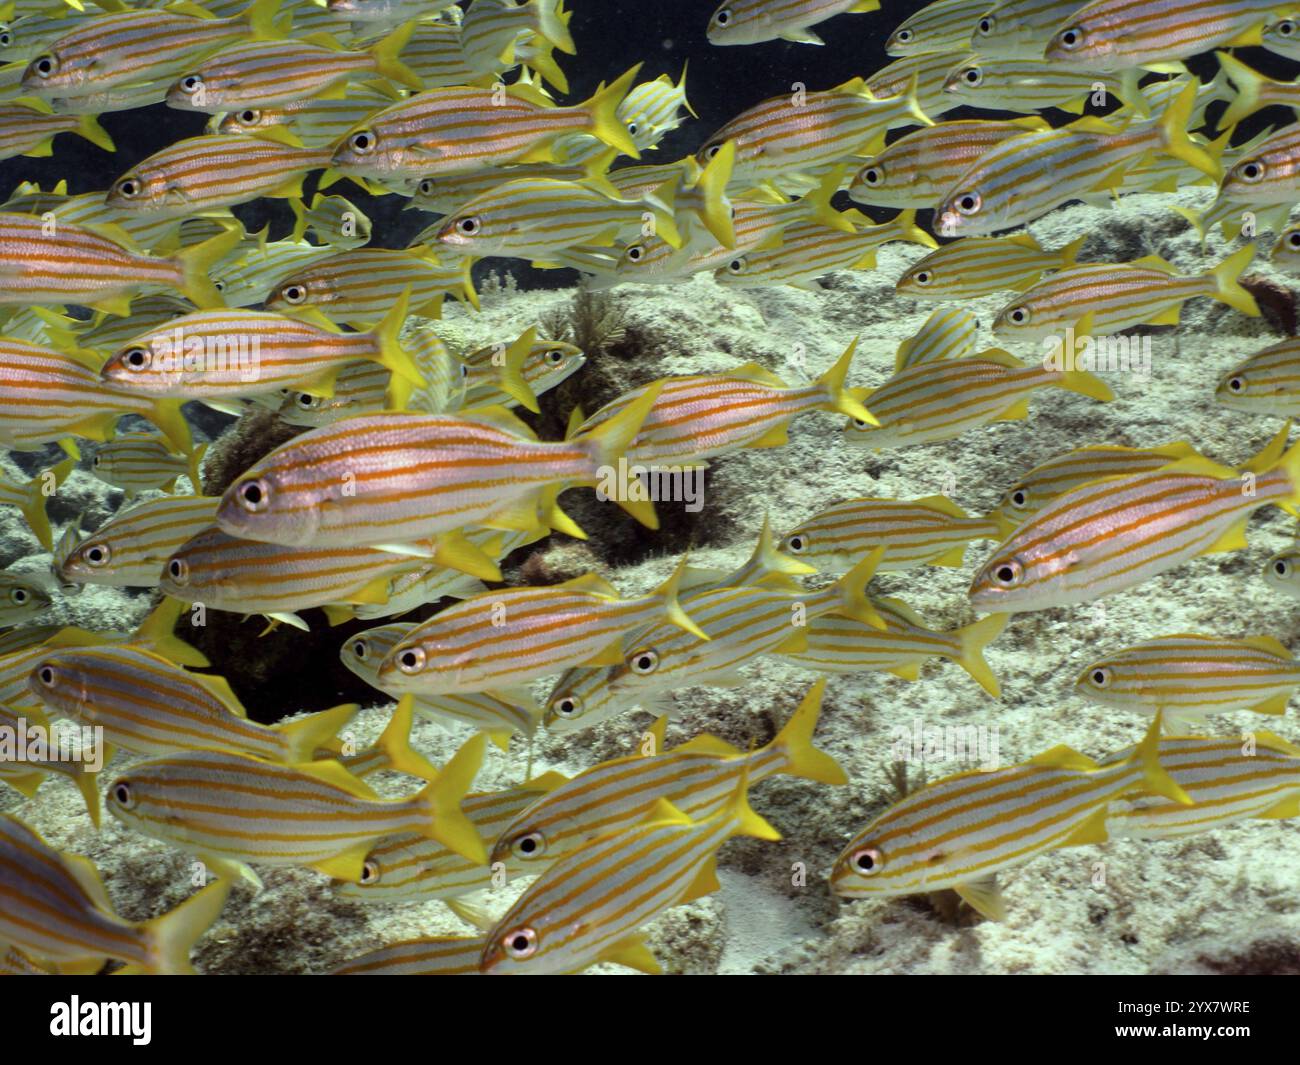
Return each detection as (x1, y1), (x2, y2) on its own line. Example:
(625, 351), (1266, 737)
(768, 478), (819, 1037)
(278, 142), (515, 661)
(4, 185), (1300, 975)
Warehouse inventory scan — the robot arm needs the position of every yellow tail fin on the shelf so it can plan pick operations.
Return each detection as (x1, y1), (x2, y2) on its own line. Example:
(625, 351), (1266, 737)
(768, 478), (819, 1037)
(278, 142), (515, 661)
(137, 877), (232, 975)
(769, 678), (848, 784)
(953, 613), (1007, 698)
(1207, 243), (1260, 316)
(581, 64), (642, 159)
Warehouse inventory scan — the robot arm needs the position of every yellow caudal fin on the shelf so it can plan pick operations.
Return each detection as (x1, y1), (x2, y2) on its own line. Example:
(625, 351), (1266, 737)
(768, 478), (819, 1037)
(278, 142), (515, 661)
(369, 287), (425, 387)
(71, 765), (102, 828)
(186, 441), (208, 494)
(891, 207), (939, 250)
(693, 139), (736, 247)
(574, 381), (665, 529)
(242, 0), (285, 40)
(721, 764), (782, 842)
(276, 702), (359, 763)
(136, 877), (232, 975)
(1158, 80), (1220, 180)
(748, 513), (816, 582)
(1217, 52), (1266, 127)
(833, 546), (886, 629)
(499, 326), (543, 413)
(146, 400), (193, 456)
(76, 114), (115, 152)
(1264, 427), (1300, 515)
(1245, 420), (1292, 475)
(19, 456), (73, 552)
(1055, 361), (1114, 402)
(374, 695), (440, 780)
(175, 225), (241, 309)
(768, 678), (848, 784)
(1058, 233), (1088, 267)
(1207, 243), (1260, 316)
(1130, 712), (1193, 806)
(581, 64), (642, 159)
(654, 554), (711, 640)
(953, 613), (1008, 698)
(817, 337), (877, 425)
(133, 595), (210, 667)
(537, 0), (577, 53)
(419, 733), (487, 863)
(370, 21), (422, 91)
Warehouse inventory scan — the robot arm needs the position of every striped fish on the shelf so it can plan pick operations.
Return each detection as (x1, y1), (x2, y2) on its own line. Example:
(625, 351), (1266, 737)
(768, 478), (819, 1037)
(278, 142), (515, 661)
(0, 701), (101, 826)
(58, 495), (220, 588)
(375, 561), (708, 697)
(895, 233), (1087, 299)
(0, 338), (191, 453)
(214, 390), (666, 549)
(1104, 733), (1300, 839)
(164, 28), (420, 113)
(106, 135), (332, 218)
(480, 776), (780, 974)
(894, 307), (979, 370)
(98, 298), (422, 400)
(992, 246), (1259, 343)
(934, 85), (1216, 237)
(215, 83), (402, 147)
(707, 0), (880, 45)
(0, 813), (231, 974)
(843, 349), (1113, 450)
(1076, 634), (1300, 732)
(849, 117), (1049, 208)
(716, 209), (937, 288)
(392, 20), (489, 88)
(0, 454), (74, 551)
(288, 192), (371, 250)
(91, 431), (205, 499)
(779, 495), (1000, 571)
(462, 332), (585, 411)
(1044, 0), (1278, 70)
(264, 246), (476, 325)
(1221, 124), (1300, 205)
(210, 239), (338, 308)
(617, 65), (693, 148)
(865, 51), (972, 117)
(572, 341), (875, 467)
(886, 0), (997, 54)
(0, 99), (113, 160)
(543, 552), (884, 734)
(1216, 338), (1300, 418)
(778, 601), (1007, 695)
(942, 56), (1131, 113)
(457, 0), (575, 74)
(335, 775), (568, 903)
(1216, 52), (1300, 126)
(405, 161), (591, 214)
(696, 79), (931, 184)
(830, 716), (1191, 919)
(28, 643), (359, 759)
(328, 66), (641, 184)
(0, 571), (51, 627)
(0, 211), (236, 314)
(989, 441), (1197, 535)
(1271, 225), (1300, 272)
(1262, 13), (1300, 59)
(971, 0), (1098, 57)
(1267, 545), (1300, 597)
(969, 431), (1300, 613)
(107, 734), (489, 884)
(332, 936), (484, 975)
(495, 680), (844, 868)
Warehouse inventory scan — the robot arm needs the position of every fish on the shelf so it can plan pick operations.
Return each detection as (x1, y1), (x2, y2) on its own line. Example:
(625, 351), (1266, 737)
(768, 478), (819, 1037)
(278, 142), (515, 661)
(969, 429), (1300, 613)
(328, 65), (642, 184)
(106, 135), (332, 218)
(886, 0), (998, 54)
(90, 431), (206, 499)
(457, 0), (575, 77)
(570, 340), (876, 467)
(829, 714), (1191, 919)
(332, 936), (485, 975)
(0, 454), (74, 551)
(1216, 338), (1300, 418)
(988, 441), (1197, 535)
(28, 642), (359, 759)
(1076, 634), (1300, 733)
(1262, 13), (1300, 59)
(895, 233), (1088, 299)
(479, 774), (780, 974)
(1216, 51), (1300, 126)
(934, 84), (1217, 237)
(0, 98), (113, 159)
(208, 238), (338, 308)
(57, 495), (220, 588)
(461, 329), (585, 411)
(1266, 546), (1300, 597)
(970, 0), (1100, 58)
(893, 307), (980, 370)
(374, 560), (707, 697)
(706, 0), (881, 45)
(0, 812), (231, 974)
(779, 494), (1000, 571)
(106, 734), (489, 885)
(0, 570), (50, 627)
(865, 51), (972, 117)
(0, 210), (236, 314)
(288, 192), (372, 249)
(97, 297), (422, 400)
(404, 161), (592, 214)
(778, 602), (1007, 696)
(215, 82), (403, 147)
(1103, 733), (1300, 839)
(991, 246), (1259, 343)
(616, 64), (694, 148)
(1220, 123), (1300, 205)
(0, 701), (101, 825)
(842, 349), (1113, 450)
(212, 386), (668, 550)
(849, 117), (1049, 208)
(494, 680), (844, 868)
(941, 56), (1132, 113)
(1271, 225), (1300, 272)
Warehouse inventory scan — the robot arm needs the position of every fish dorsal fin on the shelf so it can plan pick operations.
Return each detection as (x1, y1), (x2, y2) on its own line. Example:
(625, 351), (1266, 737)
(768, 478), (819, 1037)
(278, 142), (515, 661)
(557, 571), (619, 597)
(1240, 634), (1292, 659)
(1254, 730), (1300, 758)
(673, 733), (740, 757)
(978, 348), (1026, 369)
(645, 797), (692, 826)
(294, 758), (381, 800)
(1130, 253), (1178, 274)
(188, 671), (249, 717)
(457, 404), (539, 439)
(727, 361), (787, 387)
(1027, 744), (1098, 771)
(912, 494), (969, 519)
(521, 770), (571, 792)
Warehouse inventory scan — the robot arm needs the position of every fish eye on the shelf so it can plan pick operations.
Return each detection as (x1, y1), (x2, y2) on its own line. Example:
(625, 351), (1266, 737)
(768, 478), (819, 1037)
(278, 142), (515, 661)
(1277, 18), (1297, 36)
(349, 130), (375, 154)
(1288, 231), (1300, 249)
(1057, 26), (1083, 49)
(167, 557), (189, 584)
(92, 454), (102, 467)
(702, 143), (722, 161)
(1237, 161), (1265, 183)
(627, 121), (638, 135)
(0, 31), (11, 47)
(123, 347), (151, 370)
(1226, 375), (1244, 392)
(851, 847), (883, 875)
(913, 269), (932, 286)
(511, 831), (546, 859)
(236, 478), (269, 513)
(713, 7), (731, 27)
(84, 544), (110, 567)
(180, 75), (203, 94)
(351, 639), (369, 659)
(991, 559), (1023, 587)
(296, 392), (320, 409)
(359, 859), (380, 885)
(114, 177), (142, 200)
(279, 283), (308, 305)
(1009, 488), (1027, 508)
(955, 191), (982, 216)
(238, 109), (260, 124)
(850, 418), (871, 430)
(894, 28), (913, 44)
(1006, 306), (1030, 326)
(962, 66), (983, 86)
(785, 534), (807, 553)
(625, 244), (645, 263)
(1088, 667), (1112, 688)
(859, 165), (883, 187)
(545, 349), (565, 365)
(628, 648), (660, 674)
(1274, 557), (1293, 578)
(977, 15), (995, 35)
(396, 647), (426, 674)
(213, 279), (226, 292)
(502, 926), (538, 959)
(418, 179), (434, 195)
(30, 54), (57, 78)
(111, 780), (135, 808)
(456, 216), (481, 236)
(727, 256), (746, 274)
(551, 694), (581, 717)
(36, 664), (56, 687)
(11, 587), (27, 604)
